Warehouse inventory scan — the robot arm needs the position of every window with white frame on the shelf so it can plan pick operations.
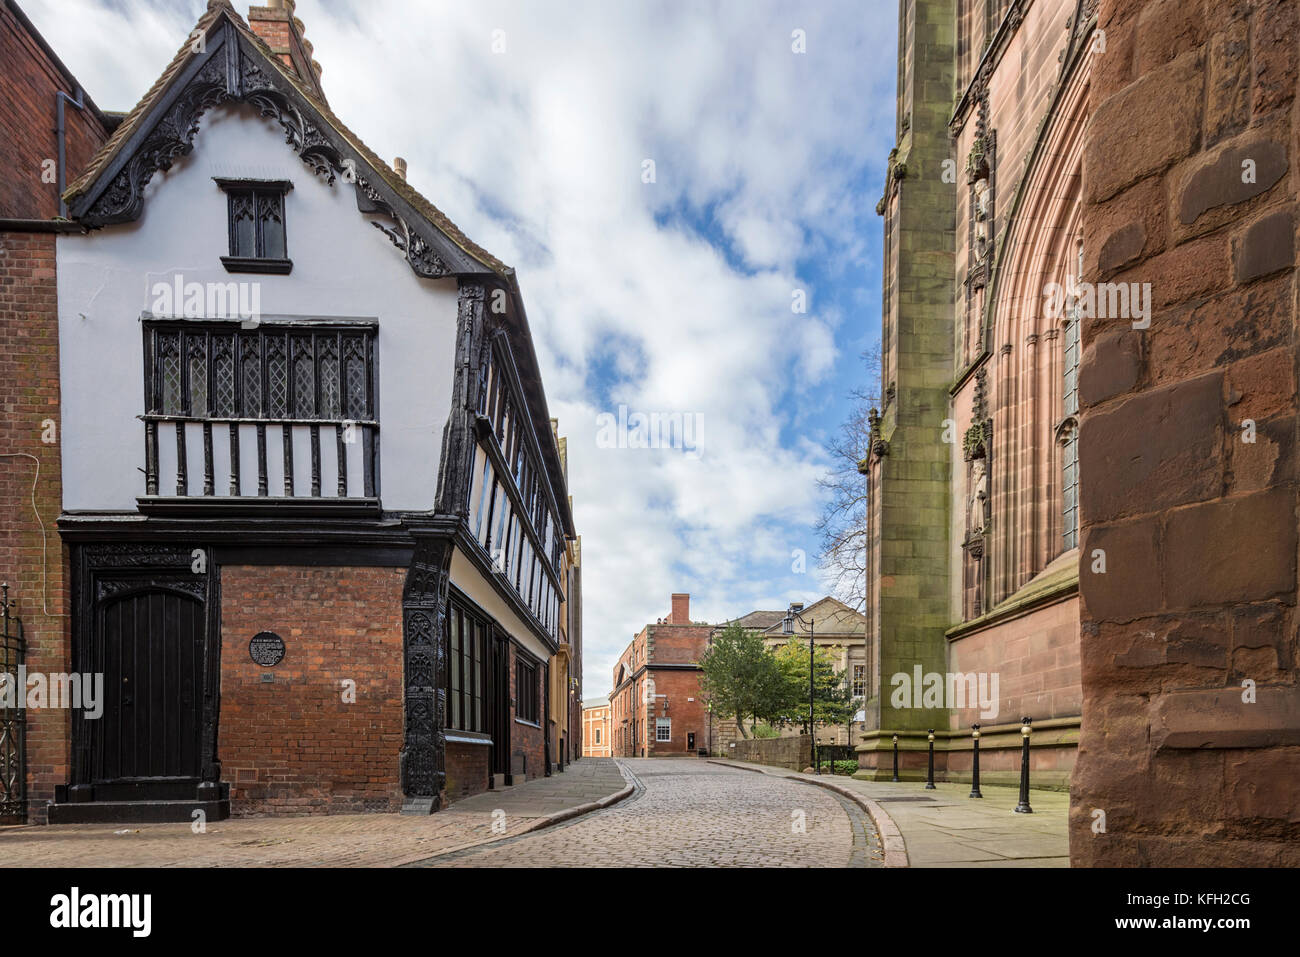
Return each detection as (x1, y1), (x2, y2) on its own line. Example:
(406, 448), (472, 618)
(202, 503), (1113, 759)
(852, 664), (867, 698)
(655, 718), (671, 742)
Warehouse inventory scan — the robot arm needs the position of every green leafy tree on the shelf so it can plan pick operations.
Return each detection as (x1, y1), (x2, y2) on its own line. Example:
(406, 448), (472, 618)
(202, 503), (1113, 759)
(699, 623), (784, 739)
(768, 640), (855, 733)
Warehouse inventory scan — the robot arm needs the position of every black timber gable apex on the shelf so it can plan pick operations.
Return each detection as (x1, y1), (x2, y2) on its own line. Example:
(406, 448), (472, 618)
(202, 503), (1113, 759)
(64, 8), (493, 282)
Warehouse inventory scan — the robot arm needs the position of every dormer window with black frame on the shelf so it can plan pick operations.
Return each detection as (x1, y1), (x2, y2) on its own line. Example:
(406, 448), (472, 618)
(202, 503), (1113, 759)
(215, 178), (293, 274)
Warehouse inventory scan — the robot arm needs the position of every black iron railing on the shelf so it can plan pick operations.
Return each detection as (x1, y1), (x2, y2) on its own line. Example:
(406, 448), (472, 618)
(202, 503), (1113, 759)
(0, 584), (26, 823)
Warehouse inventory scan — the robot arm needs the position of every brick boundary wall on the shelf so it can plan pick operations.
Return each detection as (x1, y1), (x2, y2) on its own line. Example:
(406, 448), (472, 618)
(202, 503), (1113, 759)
(1072, 0), (1300, 865)
(730, 735), (812, 772)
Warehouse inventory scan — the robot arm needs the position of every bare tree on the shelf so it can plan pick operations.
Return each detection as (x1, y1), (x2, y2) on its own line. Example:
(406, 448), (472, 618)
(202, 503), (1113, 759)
(815, 343), (882, 612)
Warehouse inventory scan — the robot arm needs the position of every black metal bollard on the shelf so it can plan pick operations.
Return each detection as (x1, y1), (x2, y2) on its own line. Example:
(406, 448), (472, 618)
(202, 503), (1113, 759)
(1015, 716), (1033, 813)
(891, 733), (899, 782)
(925, 729), (936, 789)
(969, 723), (983, 798)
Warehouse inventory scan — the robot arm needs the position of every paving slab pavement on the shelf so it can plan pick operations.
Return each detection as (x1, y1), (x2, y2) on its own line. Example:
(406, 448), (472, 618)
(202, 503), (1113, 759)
(0, 758), (632, 868)
(712, 759), (1069, 867)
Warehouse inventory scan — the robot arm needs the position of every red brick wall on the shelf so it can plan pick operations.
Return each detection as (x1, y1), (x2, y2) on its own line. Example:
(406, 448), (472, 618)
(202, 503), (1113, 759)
(1073, 0), (1300, 865)
(0, 3), (109, 219)
(445, 741), (489, 802)
(218, 565), (404, 815)
(646, 621), (709, 665)
(0, 0), (108, 825)
(509, 644), (544, 778)
(246, 6), (294, 69)
(644, 620), (711, 755)
(645, 668), (707, 756)
(0, 230), (69, 823)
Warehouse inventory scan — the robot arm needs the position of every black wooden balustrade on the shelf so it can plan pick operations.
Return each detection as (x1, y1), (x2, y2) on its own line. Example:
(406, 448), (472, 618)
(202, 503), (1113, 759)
(142, 414), (378, 500)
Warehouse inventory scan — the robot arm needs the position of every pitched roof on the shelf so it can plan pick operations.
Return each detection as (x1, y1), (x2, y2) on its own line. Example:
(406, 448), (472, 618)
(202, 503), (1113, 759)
(719, 610), (787, 631)
(757, 596), (865, 635)
(63, 0), (508, 277)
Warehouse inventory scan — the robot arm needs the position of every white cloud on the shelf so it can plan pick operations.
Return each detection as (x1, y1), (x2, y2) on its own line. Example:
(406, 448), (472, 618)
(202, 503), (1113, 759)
(25, 0), (896, 700)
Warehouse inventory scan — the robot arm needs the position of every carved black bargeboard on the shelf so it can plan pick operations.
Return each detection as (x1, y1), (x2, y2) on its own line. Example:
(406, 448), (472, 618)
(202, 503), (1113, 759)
(72, 17), (478, 283)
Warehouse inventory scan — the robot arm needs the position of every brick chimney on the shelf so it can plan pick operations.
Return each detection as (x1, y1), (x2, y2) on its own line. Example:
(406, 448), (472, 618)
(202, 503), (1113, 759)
(670, 593), (690, 625)
(247, 1), (326, 98)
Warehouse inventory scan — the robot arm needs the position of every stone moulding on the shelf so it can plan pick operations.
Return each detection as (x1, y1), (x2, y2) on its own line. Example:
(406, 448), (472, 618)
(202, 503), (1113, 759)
(944, 554), (1079, 641)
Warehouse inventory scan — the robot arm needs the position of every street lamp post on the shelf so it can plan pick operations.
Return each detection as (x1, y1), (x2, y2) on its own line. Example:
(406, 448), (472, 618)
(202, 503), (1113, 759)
(783, 602), (817, 775)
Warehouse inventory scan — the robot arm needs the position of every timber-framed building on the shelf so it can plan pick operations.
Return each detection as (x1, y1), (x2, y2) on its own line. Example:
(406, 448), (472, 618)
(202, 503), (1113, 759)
(31, 0), (580, 822)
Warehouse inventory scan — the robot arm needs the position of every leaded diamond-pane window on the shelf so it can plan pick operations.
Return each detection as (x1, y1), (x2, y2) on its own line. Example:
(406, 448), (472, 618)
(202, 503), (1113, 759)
(240, 338), (262, 417)
(143, 321), (379, 503)
(213, 336), (235, 417)
(187, 337), (208, 417)
(215, 178), (292, 274)
(319, 338), (340, 418)
(267, 337), (288, 418)
(344, 337), (368, 419)
(159, 333), (181, 415)
(293, 339), (315, 417)
(145, 323), (375, 423)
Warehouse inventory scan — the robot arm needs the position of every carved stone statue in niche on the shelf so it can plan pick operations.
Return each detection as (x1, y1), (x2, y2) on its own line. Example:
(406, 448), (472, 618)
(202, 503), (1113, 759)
(968, 456), (988, 536)
(973, 177), (991, 263)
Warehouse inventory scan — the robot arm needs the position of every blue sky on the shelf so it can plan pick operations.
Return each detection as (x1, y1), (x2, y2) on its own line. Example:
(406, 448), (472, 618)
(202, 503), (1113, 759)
(25, 0), (898, 697)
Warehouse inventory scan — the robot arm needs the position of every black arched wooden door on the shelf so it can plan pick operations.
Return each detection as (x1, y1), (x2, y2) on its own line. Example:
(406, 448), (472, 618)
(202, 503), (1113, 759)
(90, 589), (205, 785)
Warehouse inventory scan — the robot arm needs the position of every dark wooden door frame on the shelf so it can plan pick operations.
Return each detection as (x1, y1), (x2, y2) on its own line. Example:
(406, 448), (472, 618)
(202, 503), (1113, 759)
(68, 543), (222, 802)
(92, 587), (205, 784)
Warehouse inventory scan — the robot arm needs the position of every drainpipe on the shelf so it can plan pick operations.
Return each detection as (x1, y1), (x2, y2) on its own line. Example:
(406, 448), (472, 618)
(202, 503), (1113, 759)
(55, 86), (86, 219)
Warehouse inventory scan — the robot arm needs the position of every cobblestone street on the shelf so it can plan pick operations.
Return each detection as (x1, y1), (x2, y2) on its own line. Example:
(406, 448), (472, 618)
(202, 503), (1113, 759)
(0, 758), (880, 868)
(414, 758), (883, 868)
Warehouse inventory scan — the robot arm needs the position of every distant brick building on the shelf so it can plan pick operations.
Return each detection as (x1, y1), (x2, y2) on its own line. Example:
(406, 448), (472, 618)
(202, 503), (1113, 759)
(581, 699), (610, 758)
(610, 594), (712, 757)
